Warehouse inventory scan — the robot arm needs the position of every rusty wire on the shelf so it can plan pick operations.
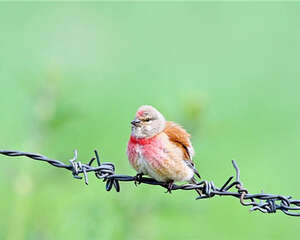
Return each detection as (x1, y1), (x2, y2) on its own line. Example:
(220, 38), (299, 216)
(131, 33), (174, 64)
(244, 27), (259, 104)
(0, 149), (300, 216)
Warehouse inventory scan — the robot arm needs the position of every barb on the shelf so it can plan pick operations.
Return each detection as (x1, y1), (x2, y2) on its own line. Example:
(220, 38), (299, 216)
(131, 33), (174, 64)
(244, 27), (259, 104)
(1, 149), (300, 216)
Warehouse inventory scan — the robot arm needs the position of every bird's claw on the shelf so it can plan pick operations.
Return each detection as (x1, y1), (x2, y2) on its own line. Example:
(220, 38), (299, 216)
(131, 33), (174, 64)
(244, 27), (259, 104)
(165, 181), (174, 194)
(134, 173), (143, 186)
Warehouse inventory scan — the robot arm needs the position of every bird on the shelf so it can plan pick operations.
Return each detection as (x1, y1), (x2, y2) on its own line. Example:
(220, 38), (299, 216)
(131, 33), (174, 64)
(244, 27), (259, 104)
(127, 105), (201, 195)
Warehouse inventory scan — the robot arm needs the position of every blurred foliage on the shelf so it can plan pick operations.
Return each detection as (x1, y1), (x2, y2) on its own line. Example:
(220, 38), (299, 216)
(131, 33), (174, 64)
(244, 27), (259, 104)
(0, 2), (300, 240)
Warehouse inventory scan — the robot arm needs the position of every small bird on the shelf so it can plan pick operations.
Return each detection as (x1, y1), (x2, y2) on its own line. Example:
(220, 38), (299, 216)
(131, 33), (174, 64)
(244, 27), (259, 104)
(127, 105), (201, 195)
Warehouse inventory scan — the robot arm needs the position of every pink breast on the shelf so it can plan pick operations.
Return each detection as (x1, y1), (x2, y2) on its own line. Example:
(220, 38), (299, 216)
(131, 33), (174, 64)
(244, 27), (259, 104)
(127, 135), (164, 168)
(127, 139), (138, 167)
(142, 139), (164, 161)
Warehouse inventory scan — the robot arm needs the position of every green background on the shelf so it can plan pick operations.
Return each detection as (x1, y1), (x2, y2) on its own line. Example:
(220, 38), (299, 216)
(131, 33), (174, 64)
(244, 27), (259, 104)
(0, 3), (299, 240)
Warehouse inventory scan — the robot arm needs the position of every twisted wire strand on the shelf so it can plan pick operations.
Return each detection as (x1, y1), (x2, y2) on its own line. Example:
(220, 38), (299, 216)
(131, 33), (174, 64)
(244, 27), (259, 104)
(1, 149), (300, 216)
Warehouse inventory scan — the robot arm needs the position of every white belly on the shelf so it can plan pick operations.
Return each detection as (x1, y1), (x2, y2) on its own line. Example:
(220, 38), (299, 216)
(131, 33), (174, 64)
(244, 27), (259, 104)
(134, 145), (161, 181)
(134, 143), (194, 182)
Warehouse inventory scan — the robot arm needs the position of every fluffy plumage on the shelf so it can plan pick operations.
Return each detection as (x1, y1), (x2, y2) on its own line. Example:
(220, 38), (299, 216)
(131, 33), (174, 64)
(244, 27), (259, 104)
(127, 105), (201, 185)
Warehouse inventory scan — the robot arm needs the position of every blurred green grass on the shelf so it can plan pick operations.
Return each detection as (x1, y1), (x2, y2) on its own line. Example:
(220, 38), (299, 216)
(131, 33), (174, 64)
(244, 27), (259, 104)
(0, 2), (300, 240)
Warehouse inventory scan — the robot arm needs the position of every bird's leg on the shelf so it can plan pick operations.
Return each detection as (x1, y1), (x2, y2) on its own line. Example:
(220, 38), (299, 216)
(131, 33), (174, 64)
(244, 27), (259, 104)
(134, 173), (144, 186)
(165, 180), (174, 194)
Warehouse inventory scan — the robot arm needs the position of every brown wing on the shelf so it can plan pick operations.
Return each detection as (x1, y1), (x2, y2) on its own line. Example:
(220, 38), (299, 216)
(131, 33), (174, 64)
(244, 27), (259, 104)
(163, 121), (201, 179)
(163, 121), (193, 160)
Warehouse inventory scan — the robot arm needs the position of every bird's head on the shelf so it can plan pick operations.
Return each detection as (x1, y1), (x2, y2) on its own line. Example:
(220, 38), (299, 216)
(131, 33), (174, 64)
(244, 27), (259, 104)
(130, 105), (166, 139)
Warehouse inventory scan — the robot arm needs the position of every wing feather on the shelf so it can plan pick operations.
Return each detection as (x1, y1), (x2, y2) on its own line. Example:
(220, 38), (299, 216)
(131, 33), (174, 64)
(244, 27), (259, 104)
(163, 121), (200, 178)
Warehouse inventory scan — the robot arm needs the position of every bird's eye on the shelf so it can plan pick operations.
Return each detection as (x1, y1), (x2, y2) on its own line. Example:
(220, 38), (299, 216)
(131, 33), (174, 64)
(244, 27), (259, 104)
(144, 118), (151, 122)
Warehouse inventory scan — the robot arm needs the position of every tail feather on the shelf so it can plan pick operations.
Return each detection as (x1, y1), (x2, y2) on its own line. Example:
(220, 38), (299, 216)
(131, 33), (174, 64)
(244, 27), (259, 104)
(189, 177), (202, 196)
(194, 169), (201, 179)
(184, 160), (201, 179)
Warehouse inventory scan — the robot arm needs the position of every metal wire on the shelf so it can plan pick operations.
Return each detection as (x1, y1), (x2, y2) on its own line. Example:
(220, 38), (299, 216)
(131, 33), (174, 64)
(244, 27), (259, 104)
(1, 149), (300, 216)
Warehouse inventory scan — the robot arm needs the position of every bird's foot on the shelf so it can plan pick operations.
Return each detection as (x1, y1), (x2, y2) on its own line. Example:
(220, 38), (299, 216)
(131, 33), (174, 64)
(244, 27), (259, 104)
(165, 180), (174, 194)
(134, 173), (143, 186)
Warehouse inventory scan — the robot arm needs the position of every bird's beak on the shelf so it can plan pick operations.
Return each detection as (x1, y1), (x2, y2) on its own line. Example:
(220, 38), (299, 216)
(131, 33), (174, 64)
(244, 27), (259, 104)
(131, 118), (141, 127)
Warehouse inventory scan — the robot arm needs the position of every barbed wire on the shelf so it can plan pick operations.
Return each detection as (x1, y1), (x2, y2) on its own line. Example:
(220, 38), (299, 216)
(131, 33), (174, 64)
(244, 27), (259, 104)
(1, 149), (300, 217)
